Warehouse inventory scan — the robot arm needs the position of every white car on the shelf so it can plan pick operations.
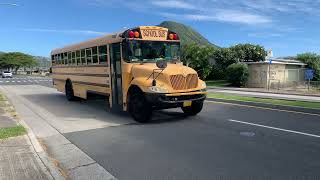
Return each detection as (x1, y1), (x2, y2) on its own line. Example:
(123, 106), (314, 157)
(1, 71), (13, 78)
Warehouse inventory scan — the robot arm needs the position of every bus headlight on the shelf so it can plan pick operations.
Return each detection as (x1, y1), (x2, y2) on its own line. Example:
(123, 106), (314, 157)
(201, 81), (207, 89)
(148, 86), (169, 93)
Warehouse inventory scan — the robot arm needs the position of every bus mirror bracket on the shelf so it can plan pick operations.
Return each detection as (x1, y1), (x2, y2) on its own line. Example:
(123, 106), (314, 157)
(147, 60), (167, 87)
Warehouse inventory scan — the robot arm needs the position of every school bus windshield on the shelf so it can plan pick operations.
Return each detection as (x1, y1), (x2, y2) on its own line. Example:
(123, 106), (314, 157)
(126, 40), (180, 62)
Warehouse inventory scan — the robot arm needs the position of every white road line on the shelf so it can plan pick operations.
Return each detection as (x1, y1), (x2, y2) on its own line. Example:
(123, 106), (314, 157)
(207, 101), (320, 117)
(11, 81), (15, 83)
(5, 81), (9, 82)
(17, 81), (21, 83)
(228, 119), (320, 138)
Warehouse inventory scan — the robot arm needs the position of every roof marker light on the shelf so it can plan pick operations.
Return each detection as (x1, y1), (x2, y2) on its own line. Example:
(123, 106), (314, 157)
(169, 34), (174, 40)
(129, 31), (134, 38)
(134, 31), (140, 38)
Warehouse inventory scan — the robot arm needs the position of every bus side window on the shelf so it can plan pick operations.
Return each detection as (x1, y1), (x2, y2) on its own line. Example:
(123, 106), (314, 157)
(64, 52), (68, 65)
(67, 52), (72, 65)
(81, 49), (86, 64)
(58, 54), (62, 65)
(92, 47), (98, 64)
(52, 55), (56, 65)
(55, 55), (59, 65)
(76, 50), (81, 65)
(86, 49), (92, 64)
(98, 45), (108, 65)
(72, 52), (76, 65)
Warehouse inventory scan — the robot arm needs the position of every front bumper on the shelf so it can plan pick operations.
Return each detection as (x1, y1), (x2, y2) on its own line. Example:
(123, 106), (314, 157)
(145, 91), (206, 109)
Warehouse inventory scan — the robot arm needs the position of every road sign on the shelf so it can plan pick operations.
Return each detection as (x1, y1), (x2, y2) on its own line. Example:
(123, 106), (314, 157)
(269, 59), (272, 64)
(305, 69), (314, 80)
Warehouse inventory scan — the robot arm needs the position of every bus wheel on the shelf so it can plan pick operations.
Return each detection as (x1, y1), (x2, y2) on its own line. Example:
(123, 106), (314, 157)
(181, 100), (204, 116)
(65, 81), (77, 101)
(128, 89), (152, 123)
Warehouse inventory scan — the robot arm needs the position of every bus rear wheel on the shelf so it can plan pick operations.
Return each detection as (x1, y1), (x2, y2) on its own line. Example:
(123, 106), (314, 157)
(65, 81), (77, 101)
(128, 89), (152, 123)
(181, 100), (204, 116)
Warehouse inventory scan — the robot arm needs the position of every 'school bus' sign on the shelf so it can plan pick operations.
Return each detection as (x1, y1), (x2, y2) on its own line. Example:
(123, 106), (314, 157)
(140, 26), (168, 41)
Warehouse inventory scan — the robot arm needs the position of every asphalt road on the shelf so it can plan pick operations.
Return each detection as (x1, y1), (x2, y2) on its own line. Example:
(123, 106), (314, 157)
(1, 77), (320, 180)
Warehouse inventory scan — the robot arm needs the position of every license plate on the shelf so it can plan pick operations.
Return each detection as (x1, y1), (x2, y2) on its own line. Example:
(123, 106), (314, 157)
(183, 101), (192, 107)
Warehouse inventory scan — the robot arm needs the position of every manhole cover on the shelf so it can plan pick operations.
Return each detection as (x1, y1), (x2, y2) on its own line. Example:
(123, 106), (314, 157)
(240, 132), (255, 137)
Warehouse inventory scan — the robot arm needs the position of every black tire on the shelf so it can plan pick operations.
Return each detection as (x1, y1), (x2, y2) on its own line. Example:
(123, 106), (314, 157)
(181, 100), (204, 116)
(65, 81), (77, 101)
(128, 89), (152, 123)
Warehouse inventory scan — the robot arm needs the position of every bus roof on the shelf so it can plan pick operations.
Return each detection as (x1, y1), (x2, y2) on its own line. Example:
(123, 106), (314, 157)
(51, 26), (179, 55)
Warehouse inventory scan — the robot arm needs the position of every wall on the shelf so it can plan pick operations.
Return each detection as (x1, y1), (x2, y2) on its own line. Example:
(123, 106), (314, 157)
(247, 63), (305, 88)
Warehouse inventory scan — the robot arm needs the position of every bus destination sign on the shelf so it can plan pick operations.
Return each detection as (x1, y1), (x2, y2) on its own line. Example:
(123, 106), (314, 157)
(140, 28), (168, 40)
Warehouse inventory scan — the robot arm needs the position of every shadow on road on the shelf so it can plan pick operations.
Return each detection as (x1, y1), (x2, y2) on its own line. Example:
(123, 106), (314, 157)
(22, 92), (191, 126)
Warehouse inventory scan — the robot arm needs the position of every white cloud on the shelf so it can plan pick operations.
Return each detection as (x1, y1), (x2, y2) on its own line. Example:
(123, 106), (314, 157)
(23, 28), (107, 35)
(0, 3), (18, 6)
(81, 0), (320, 27)
(248, 33), (284, 38)
(151, 0), (196, 10)
(160, 10), (272, 25)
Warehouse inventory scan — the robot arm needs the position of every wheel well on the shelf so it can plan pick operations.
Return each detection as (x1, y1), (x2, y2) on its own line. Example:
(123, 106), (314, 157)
(128, 85), (142, 95)
(127, 85), (142, 101)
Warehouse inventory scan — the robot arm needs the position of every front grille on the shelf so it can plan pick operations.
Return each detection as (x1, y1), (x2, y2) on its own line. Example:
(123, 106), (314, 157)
(170, 74), (198, 90)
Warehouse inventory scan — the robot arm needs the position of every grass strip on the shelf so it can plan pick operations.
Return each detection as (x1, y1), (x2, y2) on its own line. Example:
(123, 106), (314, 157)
(0, 94), (5, 101)
(0, 125), (27, 139)
(206, 80), (230, 87)
(208, 93), (320, 110)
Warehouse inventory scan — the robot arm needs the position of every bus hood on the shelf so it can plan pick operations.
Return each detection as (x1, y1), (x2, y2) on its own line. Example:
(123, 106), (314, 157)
(132, 62), (198, 79)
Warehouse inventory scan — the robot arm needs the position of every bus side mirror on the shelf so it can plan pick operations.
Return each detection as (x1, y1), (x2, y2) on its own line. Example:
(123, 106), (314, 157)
(156, 60), (167, 69)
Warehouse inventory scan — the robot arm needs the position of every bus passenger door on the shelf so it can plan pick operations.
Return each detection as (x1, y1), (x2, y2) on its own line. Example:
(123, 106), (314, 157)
(110, 43), (123, 110)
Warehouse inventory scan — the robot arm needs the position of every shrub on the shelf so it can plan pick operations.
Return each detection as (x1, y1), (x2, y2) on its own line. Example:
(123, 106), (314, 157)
(297, 52), (320, 81)
(226, 63), (249, 87)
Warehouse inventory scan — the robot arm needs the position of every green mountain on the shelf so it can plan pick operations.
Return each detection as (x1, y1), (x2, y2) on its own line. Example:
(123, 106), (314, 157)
(159, 21), (218, 48)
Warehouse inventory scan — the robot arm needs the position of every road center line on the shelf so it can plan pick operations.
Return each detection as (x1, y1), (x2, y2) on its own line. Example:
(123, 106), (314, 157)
(228, 119), (320, 138)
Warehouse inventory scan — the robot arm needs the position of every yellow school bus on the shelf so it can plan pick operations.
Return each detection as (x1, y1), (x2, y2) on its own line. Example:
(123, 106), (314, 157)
(51, 26), (207, 122)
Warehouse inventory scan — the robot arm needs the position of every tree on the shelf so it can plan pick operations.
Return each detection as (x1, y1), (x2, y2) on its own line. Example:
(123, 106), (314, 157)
(226, 63), (249, 87)
(0, 52), (38, 73)
(181, 43), (215, 80)
(212, 48), (237, 69)
(230, 44), (267, 62)
(297, 52), (320, 81)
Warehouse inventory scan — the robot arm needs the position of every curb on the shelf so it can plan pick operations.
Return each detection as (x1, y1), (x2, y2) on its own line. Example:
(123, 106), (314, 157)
(208, 87), (320, 98)
(207, 98), (320, 115)
(19, 120), (66, 180)
(0, 86), (117, 180)
(1, 90), (65, 180)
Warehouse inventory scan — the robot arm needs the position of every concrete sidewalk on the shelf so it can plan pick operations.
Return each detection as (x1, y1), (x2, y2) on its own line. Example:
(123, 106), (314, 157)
(0, 100), (53, 180)
(208, 88), (320, 103)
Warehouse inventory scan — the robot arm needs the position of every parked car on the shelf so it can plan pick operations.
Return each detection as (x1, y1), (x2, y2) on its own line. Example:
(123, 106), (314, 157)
(1, 71), (13, 78)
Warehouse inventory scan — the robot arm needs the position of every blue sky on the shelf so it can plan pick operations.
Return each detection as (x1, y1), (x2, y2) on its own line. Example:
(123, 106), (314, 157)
(0, 0), (319, 57)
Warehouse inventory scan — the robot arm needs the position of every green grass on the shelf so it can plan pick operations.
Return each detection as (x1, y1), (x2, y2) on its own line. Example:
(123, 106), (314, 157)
(208, 93), (320, 109)
(0, 125), (27, 139)
(0, 94), (5, 101)
(206, 80), (230, 87)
